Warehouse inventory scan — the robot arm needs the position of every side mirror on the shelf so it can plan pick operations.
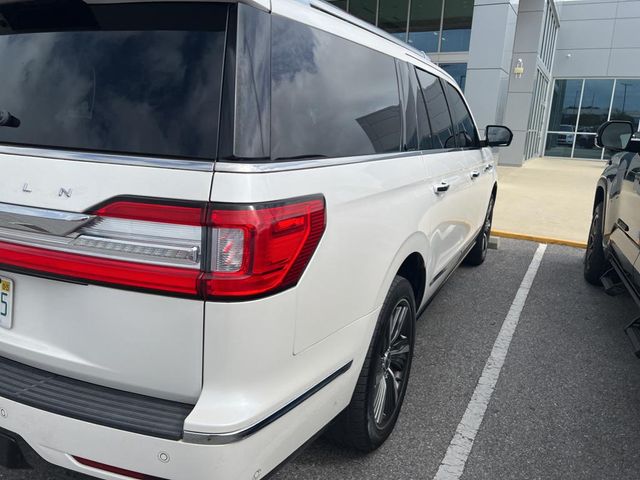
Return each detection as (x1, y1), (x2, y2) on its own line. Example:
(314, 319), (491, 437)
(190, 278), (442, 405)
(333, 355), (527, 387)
(485, 125), (513, 147)
(596, 121), (633, 151)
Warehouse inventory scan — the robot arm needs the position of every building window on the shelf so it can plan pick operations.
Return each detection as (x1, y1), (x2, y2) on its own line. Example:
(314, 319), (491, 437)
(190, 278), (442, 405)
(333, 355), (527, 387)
(545, 78), (640, 160)
(611, 80), (640, 126)
(378, 0), (409, 40)
(440, 0), (473, 52)
(439, 63), (467, 91)
(408, 0), (443, 53)
(328, 0), (473, 54)
(347, 0), (376, 25)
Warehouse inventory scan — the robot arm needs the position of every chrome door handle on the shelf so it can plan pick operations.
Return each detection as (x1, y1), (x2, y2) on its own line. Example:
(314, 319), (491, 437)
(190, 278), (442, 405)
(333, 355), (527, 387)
(434, 182), (450, 194)
(484, 164), (494, 172)
(471, 171), (480, 179)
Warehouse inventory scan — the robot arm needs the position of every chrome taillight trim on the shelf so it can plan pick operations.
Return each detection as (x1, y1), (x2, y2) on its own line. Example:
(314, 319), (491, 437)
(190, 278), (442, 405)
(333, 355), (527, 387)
(0, 202), (204, 269)
(0, 202), (95, 237)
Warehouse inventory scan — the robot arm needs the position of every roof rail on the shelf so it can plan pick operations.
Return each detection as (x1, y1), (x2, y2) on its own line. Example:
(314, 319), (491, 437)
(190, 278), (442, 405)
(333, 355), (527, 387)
(308, 0), (431, 62)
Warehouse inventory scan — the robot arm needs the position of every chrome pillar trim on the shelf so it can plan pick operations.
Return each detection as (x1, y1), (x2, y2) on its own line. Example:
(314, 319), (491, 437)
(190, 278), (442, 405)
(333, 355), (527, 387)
(214, 151), (422, 173)
(0, 202), (95, 237)
(0, 145), (214, 172)
(182, 361), (353, 445)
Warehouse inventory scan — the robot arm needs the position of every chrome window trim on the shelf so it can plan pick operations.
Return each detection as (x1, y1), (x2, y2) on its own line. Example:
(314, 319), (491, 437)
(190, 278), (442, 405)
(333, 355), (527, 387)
(0, 145), (214, 172)
(182, 361), (352, 445)
(214, 149), (460, 173)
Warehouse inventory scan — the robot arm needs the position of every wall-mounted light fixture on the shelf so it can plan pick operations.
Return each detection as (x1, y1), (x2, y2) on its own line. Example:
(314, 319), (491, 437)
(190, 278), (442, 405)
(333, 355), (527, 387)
(513, 58), (524, 78)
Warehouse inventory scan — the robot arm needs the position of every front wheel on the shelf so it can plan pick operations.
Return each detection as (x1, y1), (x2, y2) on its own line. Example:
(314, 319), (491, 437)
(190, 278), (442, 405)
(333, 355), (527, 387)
(464, 195), (495, 266)
(325, 276), (416, 452)
(584, 202), (608, 285)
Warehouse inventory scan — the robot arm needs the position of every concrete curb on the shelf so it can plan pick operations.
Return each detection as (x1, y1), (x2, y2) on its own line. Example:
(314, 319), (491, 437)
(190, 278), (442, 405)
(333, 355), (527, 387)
(491, 229), (587, 250)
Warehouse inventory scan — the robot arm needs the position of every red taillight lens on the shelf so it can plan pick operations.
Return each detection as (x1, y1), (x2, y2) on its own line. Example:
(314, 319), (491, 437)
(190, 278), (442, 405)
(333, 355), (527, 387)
(205, 196), (326, 298)
(0, 196), (326, 300)
(74, 457), (165, 480)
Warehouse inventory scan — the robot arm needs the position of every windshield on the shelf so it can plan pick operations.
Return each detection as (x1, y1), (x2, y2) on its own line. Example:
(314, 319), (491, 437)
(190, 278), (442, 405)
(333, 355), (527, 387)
(0, 1), (228, 160)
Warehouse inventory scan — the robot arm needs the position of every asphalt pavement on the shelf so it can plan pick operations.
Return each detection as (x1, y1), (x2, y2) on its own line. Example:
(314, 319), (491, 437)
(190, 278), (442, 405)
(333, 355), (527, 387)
(1, 239), (639, 480)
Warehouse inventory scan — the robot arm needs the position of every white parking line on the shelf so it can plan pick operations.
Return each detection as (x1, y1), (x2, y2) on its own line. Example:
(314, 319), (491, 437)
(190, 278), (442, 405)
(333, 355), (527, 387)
(433, 243), (547, 480)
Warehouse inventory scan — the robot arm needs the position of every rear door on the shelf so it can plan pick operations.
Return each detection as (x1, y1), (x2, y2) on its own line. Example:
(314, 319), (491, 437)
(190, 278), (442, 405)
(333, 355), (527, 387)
(0, 1), (229, 403)
(415, 68), (473, 283)
(441, 80), (490, 230)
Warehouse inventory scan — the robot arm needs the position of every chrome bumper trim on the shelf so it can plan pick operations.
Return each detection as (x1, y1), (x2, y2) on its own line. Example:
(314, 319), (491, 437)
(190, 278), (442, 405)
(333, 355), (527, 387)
(183, 361), (353, 445)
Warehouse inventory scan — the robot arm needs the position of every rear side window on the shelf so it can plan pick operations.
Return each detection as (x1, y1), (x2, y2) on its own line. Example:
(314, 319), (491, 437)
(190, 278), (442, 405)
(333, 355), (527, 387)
(442, 81), (479, 148)
(271, 16), (402, 160)
(0, 2), (228, 160)
(416, 69), (456, 150)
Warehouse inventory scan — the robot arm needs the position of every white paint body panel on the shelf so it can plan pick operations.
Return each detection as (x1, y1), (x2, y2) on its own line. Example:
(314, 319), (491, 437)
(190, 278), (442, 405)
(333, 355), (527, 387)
(0, 0), (499, 478)
(0, 154), (212, 403)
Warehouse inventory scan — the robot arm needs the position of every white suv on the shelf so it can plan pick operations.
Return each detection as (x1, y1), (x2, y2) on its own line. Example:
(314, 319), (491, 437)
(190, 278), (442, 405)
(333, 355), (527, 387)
(0, 0), (511, 478)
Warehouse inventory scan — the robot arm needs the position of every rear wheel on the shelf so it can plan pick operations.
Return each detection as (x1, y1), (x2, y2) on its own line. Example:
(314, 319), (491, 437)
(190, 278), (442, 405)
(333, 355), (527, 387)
(584, 201), (608, 285)
(326, 276), (416, 452)
(465, 195), (495, 266)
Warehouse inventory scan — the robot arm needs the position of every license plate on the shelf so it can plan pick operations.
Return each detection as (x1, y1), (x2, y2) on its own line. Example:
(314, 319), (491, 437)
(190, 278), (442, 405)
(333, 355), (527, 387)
(0, 277), (13, 330)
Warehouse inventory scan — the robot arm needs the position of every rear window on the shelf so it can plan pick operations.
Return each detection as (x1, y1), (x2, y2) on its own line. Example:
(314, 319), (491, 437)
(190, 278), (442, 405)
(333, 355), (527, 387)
(0, 1), (228, 160)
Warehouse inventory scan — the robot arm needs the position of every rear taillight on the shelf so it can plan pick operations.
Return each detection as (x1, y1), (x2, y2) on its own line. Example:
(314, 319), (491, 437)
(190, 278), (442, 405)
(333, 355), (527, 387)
(206, 197), (326, 298)
(0, 195), (326, 300)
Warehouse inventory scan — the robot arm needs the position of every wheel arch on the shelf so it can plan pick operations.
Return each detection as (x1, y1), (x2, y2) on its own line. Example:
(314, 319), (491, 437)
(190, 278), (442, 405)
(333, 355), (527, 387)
(375, 232), (430, 312)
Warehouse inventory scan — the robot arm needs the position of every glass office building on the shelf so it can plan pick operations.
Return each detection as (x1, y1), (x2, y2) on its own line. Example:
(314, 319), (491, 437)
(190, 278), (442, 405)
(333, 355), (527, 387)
(327, 0), (471, 91)
(327, 0), (640, 164)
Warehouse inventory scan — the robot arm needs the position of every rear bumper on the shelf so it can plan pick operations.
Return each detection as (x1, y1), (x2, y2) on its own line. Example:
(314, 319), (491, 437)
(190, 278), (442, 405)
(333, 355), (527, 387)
(0, 366), (354, 480)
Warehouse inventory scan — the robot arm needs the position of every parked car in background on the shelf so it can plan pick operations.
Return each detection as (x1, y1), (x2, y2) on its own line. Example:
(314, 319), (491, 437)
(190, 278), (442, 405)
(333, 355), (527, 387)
(558, 124), (576, 145)
(585, 120), (640, 356)
(0, 0), (512, 478)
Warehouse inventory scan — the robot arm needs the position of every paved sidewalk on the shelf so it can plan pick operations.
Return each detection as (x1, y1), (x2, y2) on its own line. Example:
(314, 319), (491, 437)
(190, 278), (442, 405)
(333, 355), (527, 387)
(493, 156), (605, 246)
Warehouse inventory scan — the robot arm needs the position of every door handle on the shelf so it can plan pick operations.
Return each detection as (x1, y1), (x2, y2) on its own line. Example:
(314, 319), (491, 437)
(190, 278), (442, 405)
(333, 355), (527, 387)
(471, 171), (480, 180)
(434, 182), (450, 194)
(484, 164), (494, 172)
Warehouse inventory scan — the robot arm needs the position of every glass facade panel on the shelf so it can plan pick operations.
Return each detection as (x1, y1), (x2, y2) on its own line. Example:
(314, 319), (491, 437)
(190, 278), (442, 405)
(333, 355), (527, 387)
(548, 79), (583, 132)
(544, 133), (573, 158)
(441, 0), (473, 52)
(349, 0), (377, 25)
(440, 63), (467, 91)
(573, 137), (603, 159)
(407, 0), (443, 53)
(577, 79), (614, 134)
(327, 0), (347, 10)
(330, 0), (474, 54)
(611, 80), (640, 129)
(378, 0), (409, 40)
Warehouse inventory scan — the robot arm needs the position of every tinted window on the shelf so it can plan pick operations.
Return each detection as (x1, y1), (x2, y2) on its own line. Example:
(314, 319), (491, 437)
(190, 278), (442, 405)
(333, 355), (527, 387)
(397, 62), (419, 151)
(443, 81), (478, 148)
(416, 70), (455, 149)
(271, 16), (402, 160)
(221, 5), (271, 160)
(0, 2), (228, 160)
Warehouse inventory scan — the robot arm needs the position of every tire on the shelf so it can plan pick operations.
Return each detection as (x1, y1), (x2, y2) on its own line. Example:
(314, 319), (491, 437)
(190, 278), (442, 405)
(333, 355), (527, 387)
(584, 201), (608, 285)
(325, 276), (416, 452)
(464, 194), (495, 266)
